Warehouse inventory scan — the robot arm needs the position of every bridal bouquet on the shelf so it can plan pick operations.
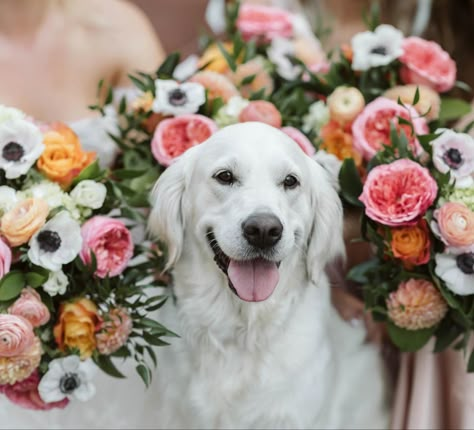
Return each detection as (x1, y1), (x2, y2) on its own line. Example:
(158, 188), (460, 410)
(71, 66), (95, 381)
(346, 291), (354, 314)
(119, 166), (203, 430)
(0, 106), (171, 410)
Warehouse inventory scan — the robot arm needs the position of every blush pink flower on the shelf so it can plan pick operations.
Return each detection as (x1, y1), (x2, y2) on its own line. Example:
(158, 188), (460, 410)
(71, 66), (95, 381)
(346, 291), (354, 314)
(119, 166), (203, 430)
(236, 4), (293, 43)
(8, 288), (50, 328)
(151, 114), (218, 166)
(188, 71), (239, 103)
(400, 37), (456, 93)
(231, 57), (274, 98)
(0, 238), (11, 278)
(96, 307), (133, 355)
(352, 97), (428, 161)
(80, 216), (133, 278)
(239, 101), (282, 128)
(0, 370), (69, 410)
(359, 159), (438, 226)
(281, 126), (315, 156)
(0, 315), (35, 357)
(0, 336), (41, 385)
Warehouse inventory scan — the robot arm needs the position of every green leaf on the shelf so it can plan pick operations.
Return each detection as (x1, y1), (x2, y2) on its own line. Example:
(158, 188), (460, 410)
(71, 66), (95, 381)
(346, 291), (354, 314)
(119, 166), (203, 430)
(462, 120), (474, 134)
(240, 74), (256, 86)
(136, 364), (150, 388)
(434, 318), (463, 353)
(143, 331), (170, 347)
(94, 354), (126, 378)
(217, 42), (237, 72)
(25, 269), (49, 288)
(0, 271), (25, 301)
(112, 168), (149, 180)
(387, 323), (435, 352)
(128, 75), (148, 92)
(145, 345), (158, 368)
(439, 98), (472, 122)
(71, 161), (102, 187)
(468, 348), (474, 373)
(346, 258), (379, 284)
(338, 158), (364, 207)
(412, 86), (420, 106)
(157, 52), (181, 77)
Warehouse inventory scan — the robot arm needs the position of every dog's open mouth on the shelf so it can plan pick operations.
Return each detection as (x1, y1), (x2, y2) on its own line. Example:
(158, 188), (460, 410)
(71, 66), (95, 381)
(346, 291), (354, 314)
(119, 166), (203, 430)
(207, 231), (280, 302)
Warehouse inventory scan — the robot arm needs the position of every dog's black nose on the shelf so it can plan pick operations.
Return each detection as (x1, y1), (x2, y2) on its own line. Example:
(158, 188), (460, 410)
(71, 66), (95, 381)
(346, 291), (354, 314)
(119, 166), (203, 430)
(242, 214), (283, 249)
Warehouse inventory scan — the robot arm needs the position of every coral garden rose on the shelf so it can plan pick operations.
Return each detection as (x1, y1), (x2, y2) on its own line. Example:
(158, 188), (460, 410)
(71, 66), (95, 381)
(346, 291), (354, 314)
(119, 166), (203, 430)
(236, 4), (293, 42)
(188, 71), (239, 103)
(0, 370), (69, 410)
(0, 198), (49, 247)
(432, 202), (474, 252)
(0, 314), (35, 357)
(383, 84), (441, 121)
(320, 120), (363, 168)
(37, 123), (96, 188)
(0, 336), (41, 385)
(359, 159), (438, 226)
(400, 37), (456, 93)
(0, 238), (11, 278)
(390, 220), (431, 268)
(327, 86), (365, 125)
(53, 298), (100, 359)
(8, 288), (50, 328)
(239, 100), (282, 128)
(80, 216), (133, 278)
(281, 126), (315, 156)
(96, 307), (133, 355)
(352, 97), (428, 161)
(387, 279), (448, 330)
(151, 114), (218, 166)
(231, 57), (274, 98)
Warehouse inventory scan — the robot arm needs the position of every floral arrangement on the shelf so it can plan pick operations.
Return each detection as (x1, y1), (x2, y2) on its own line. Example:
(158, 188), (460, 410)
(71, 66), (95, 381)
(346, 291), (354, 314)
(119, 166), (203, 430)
(0, 105), (171, 410)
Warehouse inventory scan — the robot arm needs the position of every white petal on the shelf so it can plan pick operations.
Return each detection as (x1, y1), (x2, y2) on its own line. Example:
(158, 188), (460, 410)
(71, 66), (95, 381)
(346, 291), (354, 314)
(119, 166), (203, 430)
(173, 55), (199, 81)
(73, 381), (96, 402)
(61, 355), (81, 373)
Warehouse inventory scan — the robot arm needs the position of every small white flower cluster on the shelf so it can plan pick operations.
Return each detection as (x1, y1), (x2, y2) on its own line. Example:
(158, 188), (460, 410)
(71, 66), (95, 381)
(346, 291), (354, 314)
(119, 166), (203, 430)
(214, 96), (250, 127)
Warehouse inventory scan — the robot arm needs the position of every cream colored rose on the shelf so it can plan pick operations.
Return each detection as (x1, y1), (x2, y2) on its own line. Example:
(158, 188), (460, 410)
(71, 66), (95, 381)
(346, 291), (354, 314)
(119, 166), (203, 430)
(327, 87), (365, 124)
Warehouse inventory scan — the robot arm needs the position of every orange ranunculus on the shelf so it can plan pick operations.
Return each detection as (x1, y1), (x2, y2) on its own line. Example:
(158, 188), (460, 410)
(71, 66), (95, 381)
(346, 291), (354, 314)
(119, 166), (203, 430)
(37, 123), (96, 188)
(320, 120), (362, 168)
(198, 42), (238, 74)
(0, 198), (49, 247)
(53, 298), (100, 359)
(390, 220), (431, 269)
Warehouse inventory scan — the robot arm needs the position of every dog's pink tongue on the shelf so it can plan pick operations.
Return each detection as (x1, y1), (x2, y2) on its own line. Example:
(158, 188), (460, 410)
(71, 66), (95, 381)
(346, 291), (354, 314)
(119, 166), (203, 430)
(228, 259), (279, 302)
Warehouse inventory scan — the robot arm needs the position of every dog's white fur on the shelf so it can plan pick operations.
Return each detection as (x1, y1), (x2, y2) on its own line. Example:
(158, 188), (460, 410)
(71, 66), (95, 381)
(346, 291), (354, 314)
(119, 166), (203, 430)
(149, 123), (389, 429)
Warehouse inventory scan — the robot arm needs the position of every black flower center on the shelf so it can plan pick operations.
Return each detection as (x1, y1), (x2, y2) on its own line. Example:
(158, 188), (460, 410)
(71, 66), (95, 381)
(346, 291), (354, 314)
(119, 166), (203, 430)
(370, 45), (387, 56)
(37, 230), (62, 253)
(443, 148), (464, 169)
(59, 373), (81, 394)
(456, 253), (474, 275)
(168, 89), (188, 106)
(2, 142), (24, 162)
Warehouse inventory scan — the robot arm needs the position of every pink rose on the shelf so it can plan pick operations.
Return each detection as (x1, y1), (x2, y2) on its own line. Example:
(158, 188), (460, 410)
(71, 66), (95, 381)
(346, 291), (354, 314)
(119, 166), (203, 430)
(8, 288), (50, 328)
(0, 239), (11, 279)
(0, 370), (69, 410)
(360, 159), (438, 226)
(236, 4), (293, 43)
(96, 307), (133, 355)
(151, 114), (218, 166)
(80, 216), (133, 278)
(239, 101), (282, 128)
(400, 37), (456, 93)
(352, 97), (428, 161)
(0, 315), (35, 357)
(432, 202), (474, 252)
(281, 126), (315, 156)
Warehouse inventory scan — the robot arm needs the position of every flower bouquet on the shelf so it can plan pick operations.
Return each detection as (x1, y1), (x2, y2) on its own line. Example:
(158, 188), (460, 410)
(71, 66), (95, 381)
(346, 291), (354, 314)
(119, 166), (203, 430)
(0, 105), (172, 410)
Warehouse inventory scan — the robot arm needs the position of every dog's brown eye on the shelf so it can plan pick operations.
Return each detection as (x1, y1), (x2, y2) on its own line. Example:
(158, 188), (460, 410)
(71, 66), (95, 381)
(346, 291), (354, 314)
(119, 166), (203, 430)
(214, 170), (234, 185)
(283, 174), (299, 189)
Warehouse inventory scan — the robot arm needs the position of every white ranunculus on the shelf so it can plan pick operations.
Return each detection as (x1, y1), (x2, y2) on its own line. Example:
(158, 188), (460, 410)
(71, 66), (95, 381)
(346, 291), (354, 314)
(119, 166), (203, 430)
(24, 181), (65, 209)
(152, 79), (206, 116)
(302, 101), (330, 134)
(42, 270), (69, 296)
(38, 356), (97, 403)
(214, 96), (250, 127)
(0, 185), (17, 214)
(0, 105), (26, 123)
(0, 119), (44, 179)
(435, 252), (474, 295)
(28, 211), (82, 271)
(70, 180), (107, 209)
(351, 24), (404, 71)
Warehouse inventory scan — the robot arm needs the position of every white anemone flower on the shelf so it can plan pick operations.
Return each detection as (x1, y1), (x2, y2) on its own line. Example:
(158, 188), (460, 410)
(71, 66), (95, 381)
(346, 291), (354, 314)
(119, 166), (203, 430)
(0, 105), (26, 123)
(351, 24), (404, 71)
(0, 119), (44, 179)
(435, 252), (474, 295)
(28, 211), (82, 271)
(267, 36), (301, 80)
(42, 270), (69, 296)
(38, 356), (96, 403)
(152, 79), (205, 116)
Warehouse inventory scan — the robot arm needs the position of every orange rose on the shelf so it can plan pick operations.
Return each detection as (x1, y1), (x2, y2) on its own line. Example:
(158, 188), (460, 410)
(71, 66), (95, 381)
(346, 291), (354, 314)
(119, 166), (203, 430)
(390, 220), (431, 269)
(37, 123), (96, 188)
(54, 298), (100, 359)
(0, 198), (49, 247)
(320, 120), (362, 168)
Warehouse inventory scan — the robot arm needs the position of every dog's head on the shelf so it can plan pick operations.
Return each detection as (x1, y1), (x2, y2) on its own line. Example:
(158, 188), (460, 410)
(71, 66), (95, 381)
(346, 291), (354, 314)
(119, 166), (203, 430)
(149, 122), (344, 302)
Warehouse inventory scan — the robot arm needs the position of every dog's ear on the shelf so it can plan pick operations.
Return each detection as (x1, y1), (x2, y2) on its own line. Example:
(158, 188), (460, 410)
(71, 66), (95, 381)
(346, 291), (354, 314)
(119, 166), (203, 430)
(306, 158), (346, 284)
(148, 155), (190, 270)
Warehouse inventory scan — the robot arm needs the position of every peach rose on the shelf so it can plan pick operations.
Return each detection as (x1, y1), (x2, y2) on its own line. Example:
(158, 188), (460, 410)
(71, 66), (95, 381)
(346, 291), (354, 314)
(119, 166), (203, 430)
(0, 198), (49, 247)
(400, 37), (456, 93)
(0, 315), (35, 357)
(53, 298), (100, 359)
(239, 100), (282, 128)
(327, 86), (365, 125)
(383, 85), (441, 121)
(320, 121), (363, 168)
(0, 336), (41, 385)
(189, 71), (239, 103)
(0, 238), (11, 278)
(432, 202), (474, 252)
(390, 220), (431, 268)
(231, 57), (273, 98)
(37, 123), (96, 188)
(387, 279), (448, 330)
(96, 307), (133, 355)
(9, 287), (50, 328)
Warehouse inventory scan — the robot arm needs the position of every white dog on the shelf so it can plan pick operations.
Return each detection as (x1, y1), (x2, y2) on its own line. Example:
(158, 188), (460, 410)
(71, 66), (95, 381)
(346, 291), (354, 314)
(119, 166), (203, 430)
(148, 122), (389, 429)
